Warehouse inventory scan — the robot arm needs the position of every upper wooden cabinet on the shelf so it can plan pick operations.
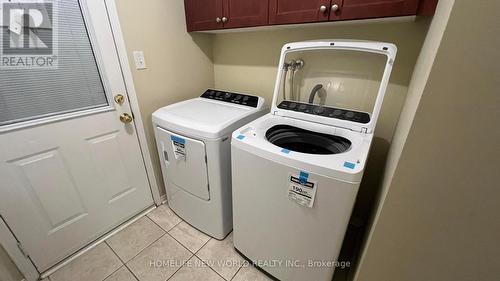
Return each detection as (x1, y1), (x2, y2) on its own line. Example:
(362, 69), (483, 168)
(184, 0), (437, 32)
(184, 0), (223, 32)
(269, 0), (331, 24)
(185, 0), (269, 32)
(223, 0), (269, 29)
(340, 0), (420, 20)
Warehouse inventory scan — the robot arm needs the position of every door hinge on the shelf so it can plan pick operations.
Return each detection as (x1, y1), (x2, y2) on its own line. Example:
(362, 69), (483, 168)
(205, 155), (207, 163)
(17, 242), (29, 258)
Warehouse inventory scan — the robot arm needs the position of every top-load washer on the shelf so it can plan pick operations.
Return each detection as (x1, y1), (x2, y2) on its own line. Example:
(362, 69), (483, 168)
(153, 89), (266, 239)
(231, 40), (396, 280)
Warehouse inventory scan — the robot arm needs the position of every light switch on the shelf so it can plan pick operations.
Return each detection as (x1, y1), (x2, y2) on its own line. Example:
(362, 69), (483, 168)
(133, 51), (147, 70)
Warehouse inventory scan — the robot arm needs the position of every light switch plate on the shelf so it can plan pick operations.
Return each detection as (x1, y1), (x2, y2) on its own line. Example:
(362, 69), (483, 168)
(133, 51), (147, 70)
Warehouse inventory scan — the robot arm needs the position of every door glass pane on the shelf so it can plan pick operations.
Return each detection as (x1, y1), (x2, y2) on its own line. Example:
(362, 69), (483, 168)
(0, 0), (108, 126)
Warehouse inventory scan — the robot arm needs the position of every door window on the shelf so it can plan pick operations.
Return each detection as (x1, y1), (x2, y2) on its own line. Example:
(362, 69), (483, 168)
(0, 0), (107, 126)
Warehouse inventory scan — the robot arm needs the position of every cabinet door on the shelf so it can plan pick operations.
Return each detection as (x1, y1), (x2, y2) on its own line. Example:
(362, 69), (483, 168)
(185, 0), (223, 31)
(223, 0), (269, 29)
(270, 0), (332, 25)
(339, 0), (420, 20)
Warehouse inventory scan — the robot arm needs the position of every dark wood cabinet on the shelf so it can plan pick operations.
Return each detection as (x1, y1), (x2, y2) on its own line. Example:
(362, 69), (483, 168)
(269, 0), (331, 25)
(184, 0), (438, 32)
(184, 0), (223, 32)
(223, 0), (269, 29)
(185, 0), (268, 31)
(339, 0), (420, 20)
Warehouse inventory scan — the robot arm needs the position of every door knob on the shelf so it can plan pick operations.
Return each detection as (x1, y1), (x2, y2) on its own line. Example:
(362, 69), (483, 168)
(319, 5), (327, 13)
(222, 17), (228, 23)
(114, 94), (125, 105)
(119, 113), (133, 124)
(216, 17), (221, 23)
(331, 4), (339, 12)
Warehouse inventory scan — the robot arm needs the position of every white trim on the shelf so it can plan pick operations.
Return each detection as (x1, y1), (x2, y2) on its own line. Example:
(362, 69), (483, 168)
(103, 0), (162, 205)
(0, 217), (39, 281)
(160, 194), (168, 205)
(40, 205), (156, 279)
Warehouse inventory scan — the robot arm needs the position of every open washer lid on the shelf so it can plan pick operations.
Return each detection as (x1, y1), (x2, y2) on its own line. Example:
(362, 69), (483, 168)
(270, 40), (397, 134)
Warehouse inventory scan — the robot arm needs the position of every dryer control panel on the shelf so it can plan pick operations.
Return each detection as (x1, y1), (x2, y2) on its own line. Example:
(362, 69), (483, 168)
(277, 101), (371, 124)
(201, 89), (259, 108)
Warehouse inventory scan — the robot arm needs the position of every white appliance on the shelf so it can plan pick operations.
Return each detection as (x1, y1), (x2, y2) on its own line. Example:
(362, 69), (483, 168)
(153, 90), (266, 239)
(231, 40), (396, 280)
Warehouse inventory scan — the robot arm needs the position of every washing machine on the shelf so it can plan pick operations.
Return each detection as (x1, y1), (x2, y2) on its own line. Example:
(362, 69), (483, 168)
(153, 89), (266, 239)
(231, 40), (397, 280)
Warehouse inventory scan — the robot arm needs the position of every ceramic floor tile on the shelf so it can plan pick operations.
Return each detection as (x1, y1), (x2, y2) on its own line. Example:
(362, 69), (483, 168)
(49, 243), (122, 281)
(127, 234), (192, 281)
(147, 204), (182, 231)
(168, 256), (224, 281)
(196, 232), (244, 280)
(106, 216), (165, 262)
(232, 264), (274, 281)
(168, 221), (210, 253)
(104, 266), (137, 281)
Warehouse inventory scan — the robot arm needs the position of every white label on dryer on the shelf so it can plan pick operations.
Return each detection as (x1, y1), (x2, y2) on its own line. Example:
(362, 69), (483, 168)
(170, 135), (186, 160)
(287, 172), (317, 208)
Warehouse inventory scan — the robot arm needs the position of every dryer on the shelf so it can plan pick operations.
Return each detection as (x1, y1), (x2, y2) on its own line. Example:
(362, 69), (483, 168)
(231, 40), (397, 280)
(153, 90), (266, 239)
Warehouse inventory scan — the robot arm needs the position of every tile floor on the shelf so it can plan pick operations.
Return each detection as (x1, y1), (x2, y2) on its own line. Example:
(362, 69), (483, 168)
(44, 204), (272, 281)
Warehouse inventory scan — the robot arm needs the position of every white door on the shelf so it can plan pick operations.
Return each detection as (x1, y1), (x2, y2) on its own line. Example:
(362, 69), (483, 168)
(0, 0), (153, 272)
(156, 127), (210, 200)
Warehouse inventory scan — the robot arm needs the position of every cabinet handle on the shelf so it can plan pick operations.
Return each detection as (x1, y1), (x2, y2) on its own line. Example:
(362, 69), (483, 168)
(216, 17), (221, 23)
(319, 5), (327, 13)
(222, 17), (228, 23)
(331, 4), (339, 12)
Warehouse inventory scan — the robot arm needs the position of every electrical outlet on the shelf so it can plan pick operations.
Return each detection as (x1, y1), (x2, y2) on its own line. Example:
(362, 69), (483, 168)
(133, 51), (147, 70)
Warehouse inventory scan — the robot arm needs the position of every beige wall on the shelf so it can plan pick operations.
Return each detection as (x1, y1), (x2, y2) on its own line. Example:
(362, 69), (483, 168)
(115, 0), (215, 196)
(355, 0), (500, 280)
(356, 0), (455, 274)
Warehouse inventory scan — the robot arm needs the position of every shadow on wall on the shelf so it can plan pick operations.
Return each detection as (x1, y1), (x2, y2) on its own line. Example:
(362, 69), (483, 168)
(191, 33), (215, 62)
(353, 137), (392, 221)
(332, 137), (391, 281)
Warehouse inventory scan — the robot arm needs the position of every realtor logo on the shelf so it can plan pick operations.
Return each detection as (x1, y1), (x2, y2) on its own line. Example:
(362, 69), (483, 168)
(1, 0), (58, 68)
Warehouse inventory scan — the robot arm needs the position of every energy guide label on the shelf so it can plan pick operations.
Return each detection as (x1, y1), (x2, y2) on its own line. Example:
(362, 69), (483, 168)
(170, 135), (186, 160)
(287, 173), (317, 208)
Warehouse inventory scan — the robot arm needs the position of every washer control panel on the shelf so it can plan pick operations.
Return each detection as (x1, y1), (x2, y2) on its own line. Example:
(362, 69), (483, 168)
(277, 101), (370, 124)
(201, 89), (259, 108)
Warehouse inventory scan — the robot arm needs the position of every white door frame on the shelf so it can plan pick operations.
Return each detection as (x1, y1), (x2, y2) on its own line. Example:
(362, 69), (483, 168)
(0, 0), (161, 280)
(103, 0), (162, 205)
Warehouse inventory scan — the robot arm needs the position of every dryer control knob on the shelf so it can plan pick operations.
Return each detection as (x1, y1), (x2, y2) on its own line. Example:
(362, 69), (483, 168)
(298, 104), (307, 111)
(345, 111), (355, 119)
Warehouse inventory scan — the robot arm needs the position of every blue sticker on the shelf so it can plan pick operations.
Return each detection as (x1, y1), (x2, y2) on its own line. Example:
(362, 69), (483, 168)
(170, 135), (186, 144)
(237, 134), (245, 140)
(344, 162), (356, 169)
(299, 171), (309, 183)
(281, 148), (290, 154)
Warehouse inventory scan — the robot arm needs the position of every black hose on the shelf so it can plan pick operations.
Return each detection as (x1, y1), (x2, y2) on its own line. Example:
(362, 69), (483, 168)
(308, 84), (323, 103)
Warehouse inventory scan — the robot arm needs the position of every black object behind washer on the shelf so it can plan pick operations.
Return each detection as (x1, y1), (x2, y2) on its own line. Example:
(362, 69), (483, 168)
(200, 89), (259, 107)
(266, 125), (351, 155)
